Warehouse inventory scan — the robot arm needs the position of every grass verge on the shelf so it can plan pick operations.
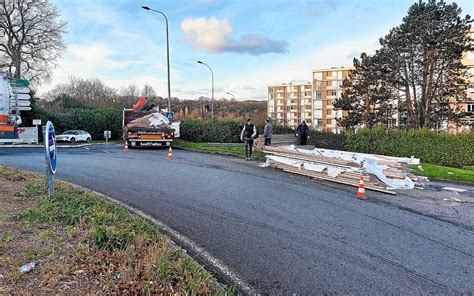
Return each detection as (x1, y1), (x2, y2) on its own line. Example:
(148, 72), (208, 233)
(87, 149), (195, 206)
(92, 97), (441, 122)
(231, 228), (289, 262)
(174, 140), (265, 159)
(0, 165), (233, 294)
(412, 163), (474, 183)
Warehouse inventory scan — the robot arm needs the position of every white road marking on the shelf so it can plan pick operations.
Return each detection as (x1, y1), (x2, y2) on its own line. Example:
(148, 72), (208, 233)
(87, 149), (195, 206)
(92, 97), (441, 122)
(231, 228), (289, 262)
(442, 187), (467, 193)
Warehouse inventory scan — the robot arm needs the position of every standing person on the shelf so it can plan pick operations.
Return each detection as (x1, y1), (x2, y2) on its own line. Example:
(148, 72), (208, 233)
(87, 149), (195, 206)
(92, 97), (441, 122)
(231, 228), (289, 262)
(296, 120), (309, 145)
(240, 118), (257, 160)
(263, 118), (273, 146)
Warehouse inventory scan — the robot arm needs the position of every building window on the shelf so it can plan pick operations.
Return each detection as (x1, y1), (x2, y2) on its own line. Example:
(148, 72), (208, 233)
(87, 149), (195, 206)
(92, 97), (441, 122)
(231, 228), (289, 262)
(468, 104), (474, 113)
(314, 91), (322, 100)
(331, 91), (337, 96)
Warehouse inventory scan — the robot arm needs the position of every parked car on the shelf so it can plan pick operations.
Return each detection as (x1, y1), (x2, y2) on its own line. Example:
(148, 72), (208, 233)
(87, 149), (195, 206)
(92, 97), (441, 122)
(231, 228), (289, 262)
(56, 130), (92, 143)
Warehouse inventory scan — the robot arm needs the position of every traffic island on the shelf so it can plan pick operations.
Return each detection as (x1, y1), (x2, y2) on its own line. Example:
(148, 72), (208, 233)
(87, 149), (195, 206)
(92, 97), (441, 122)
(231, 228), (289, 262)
(0, 166), (233, 294)
(173, 140), (265, 160)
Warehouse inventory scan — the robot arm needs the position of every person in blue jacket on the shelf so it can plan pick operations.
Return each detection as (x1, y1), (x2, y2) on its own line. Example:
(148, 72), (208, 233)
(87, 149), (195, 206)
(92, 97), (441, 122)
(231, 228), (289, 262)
(296, 120), (309, 145)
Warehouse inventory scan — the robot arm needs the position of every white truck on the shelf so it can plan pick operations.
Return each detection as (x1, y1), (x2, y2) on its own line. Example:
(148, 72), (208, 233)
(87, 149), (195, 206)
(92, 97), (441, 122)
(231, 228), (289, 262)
(0, 73), (31, 144)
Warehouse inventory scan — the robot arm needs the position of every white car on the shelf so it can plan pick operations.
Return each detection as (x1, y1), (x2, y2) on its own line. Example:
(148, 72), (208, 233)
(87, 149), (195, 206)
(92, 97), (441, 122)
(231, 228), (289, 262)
(56, 130), (92, 143)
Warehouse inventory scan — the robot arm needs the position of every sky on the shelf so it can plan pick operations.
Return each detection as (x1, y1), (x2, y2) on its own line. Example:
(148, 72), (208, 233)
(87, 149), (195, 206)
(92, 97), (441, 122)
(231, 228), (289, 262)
(43, 0), (474, 100)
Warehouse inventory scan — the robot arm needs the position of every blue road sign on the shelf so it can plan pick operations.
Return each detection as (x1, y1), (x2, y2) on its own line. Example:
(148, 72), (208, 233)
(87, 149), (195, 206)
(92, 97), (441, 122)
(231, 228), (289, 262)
(45, 121), (57, 174)
(166, 111), (174, 121)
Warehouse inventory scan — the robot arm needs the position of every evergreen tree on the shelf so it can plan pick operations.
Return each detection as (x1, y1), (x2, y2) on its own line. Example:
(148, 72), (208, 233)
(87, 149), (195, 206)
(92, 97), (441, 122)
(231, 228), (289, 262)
(334, 53), (392, 130)
(378, 0), (472, 129)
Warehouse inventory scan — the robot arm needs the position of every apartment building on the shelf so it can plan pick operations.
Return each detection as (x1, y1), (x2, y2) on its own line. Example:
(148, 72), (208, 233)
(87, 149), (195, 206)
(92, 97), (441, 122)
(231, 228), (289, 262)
(460, 27), (474, 128)
(312, 67), (353, 132)
(267, 82), (313, 127)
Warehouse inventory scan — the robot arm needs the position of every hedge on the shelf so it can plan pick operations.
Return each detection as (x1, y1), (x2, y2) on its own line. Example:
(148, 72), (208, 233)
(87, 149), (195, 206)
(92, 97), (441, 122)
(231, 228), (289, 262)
(180, 120), (297, 143)
(180, 119), (241, 143)
(344, 128), (474, 167)
(36, 108), (123, 141)
(307, 131), (345, 150)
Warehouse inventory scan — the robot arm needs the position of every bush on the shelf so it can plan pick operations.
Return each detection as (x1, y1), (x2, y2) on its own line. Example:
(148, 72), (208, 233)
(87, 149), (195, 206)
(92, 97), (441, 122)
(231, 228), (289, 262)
(345, 128), (474, 167)
(180, 119), (241, 143)
(273, 125), (295, 134)
(36, 108), (123, 141)
(307, 130), (345, 150)
(67, 108), (122, 140)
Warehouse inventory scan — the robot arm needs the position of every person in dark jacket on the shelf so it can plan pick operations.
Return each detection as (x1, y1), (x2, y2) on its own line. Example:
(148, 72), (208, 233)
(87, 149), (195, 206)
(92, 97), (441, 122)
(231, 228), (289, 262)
(263, 118), (273, 146)
(296, 120), (309, 145)
(240, 118), (257, 160)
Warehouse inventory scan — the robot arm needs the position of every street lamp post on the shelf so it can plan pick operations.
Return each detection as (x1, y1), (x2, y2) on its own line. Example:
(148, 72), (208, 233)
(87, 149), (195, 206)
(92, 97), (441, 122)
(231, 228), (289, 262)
(142, 6), (171, 113)
(197, 60), (214, 119)
(226, 92), (235, 100)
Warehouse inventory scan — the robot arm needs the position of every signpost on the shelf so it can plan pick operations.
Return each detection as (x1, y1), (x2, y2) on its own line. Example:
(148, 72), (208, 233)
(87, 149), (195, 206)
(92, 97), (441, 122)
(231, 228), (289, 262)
(44, 121), (57, 196)
(33, 119), (41, 144)
(104, 130), (111, 143)
(166, 111), (174, 121)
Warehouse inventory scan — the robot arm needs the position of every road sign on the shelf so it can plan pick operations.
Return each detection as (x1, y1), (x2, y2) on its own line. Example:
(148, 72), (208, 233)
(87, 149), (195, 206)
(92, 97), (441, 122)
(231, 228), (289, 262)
(33, 119), (41, 125)
(17, 107), (31, 111)
(10, 100), (31, 107)
(166, 111), (174, 121)
(45, 121), (57, 174)
(104, 130), (111, 143)
(14, 94), (30, 100)
(44, 121), (57, 196)
(12, 87), (30, 94)
(12, 79), (29, 87)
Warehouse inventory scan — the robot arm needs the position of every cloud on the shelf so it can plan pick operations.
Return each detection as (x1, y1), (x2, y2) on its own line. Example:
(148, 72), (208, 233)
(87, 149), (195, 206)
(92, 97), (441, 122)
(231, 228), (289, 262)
(181, 17), (288, 55)
(40, 43), (163, 94)
(222, 32), (383, 100)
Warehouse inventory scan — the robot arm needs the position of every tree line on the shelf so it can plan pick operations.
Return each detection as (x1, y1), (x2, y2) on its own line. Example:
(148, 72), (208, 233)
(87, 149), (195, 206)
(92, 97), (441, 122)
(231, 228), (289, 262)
(334, 0), (473, 130)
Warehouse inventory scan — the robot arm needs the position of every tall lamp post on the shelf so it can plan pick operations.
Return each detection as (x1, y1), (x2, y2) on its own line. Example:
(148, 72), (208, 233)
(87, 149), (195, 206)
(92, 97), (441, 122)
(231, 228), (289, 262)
(226, 91), (235, 100)
(197, 60), (214, 119)
(142, 6), (171, 113)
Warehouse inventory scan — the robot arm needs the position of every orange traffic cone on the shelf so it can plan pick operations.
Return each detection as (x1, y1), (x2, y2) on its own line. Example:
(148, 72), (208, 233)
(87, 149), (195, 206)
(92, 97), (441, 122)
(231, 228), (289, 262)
(167, 146), (173, 160)
(357, 175), (367, 199)
(124, 141), (129, 150)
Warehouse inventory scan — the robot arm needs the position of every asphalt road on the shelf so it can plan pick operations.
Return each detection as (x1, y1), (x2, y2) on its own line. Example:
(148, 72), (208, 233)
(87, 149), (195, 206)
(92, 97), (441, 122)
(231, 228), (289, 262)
(1, 145), (473, 294)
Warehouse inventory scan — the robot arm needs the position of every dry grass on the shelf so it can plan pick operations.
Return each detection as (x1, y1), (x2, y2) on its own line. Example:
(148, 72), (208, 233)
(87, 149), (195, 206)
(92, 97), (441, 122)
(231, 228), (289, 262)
(0, 166), (232, 295)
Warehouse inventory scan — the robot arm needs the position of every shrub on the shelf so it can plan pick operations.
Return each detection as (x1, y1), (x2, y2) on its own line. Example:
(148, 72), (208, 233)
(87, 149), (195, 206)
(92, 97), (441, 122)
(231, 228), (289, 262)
(307, 130), (345, 150)
(180, 119), (241, 143)
(345, 128), (474, 167)
(36, 108), (123, 141)
(67, 108), (122, 140)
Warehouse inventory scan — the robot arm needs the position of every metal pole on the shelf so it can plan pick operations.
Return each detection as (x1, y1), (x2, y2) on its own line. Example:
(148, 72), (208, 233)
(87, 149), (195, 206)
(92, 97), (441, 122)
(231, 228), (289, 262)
(197, 61), (214, 119)
(142, 6), (171, 112)
(226, 92), (235, 100)
(211, 68), (214, 119)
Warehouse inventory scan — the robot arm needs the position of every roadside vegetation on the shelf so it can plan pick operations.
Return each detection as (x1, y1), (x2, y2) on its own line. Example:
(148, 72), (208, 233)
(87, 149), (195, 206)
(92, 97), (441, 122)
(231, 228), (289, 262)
(0, 166), (232, 294)
(174, 140), (265, 159)
(412, 163), (474, 183)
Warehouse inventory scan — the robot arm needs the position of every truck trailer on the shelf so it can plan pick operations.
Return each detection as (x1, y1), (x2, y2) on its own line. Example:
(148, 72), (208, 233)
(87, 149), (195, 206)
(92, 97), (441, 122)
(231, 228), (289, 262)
(122, 98), (175, 148)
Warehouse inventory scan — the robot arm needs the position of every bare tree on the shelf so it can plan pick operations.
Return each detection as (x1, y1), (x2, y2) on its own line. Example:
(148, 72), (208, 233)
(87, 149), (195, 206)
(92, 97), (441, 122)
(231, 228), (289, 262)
(45, 77), (118, 108)
(117, 84), (140, 108)
(141, 84), (156, 98)
(0, 0), (67, 83)
(120, 84), (139, 98)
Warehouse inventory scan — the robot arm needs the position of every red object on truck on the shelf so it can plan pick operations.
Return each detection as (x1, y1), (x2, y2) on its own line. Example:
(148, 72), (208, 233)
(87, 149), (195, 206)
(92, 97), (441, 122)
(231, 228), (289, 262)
(131, 97), (148, 112)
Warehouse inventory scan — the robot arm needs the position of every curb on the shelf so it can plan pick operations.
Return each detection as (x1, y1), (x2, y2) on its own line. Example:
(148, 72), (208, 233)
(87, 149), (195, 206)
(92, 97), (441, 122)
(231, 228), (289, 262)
(0, 143), (92, 148)
(60, 180), (256, 295)
(173, 146), (266, 162)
